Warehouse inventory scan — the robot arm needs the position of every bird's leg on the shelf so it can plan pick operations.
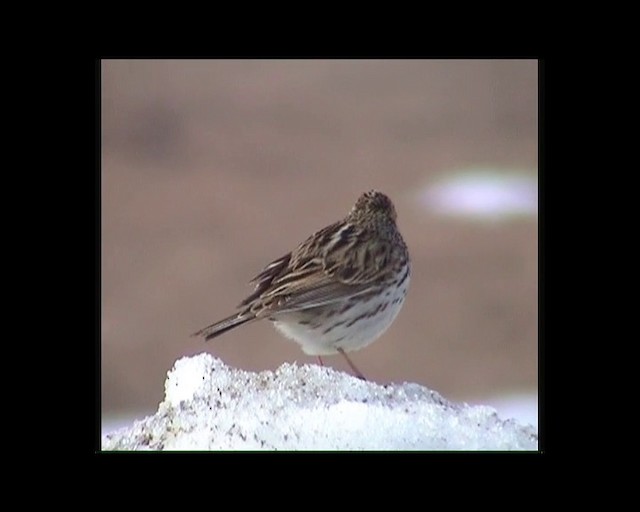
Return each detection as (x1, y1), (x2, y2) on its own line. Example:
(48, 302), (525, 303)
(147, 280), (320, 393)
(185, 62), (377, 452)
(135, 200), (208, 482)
(337, 348), (367, 381)
(317, 356), (324, 367)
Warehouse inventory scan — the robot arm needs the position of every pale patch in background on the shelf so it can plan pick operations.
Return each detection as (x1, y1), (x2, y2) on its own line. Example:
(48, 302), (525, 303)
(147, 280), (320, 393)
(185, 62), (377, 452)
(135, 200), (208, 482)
(420, 169), (538, 220)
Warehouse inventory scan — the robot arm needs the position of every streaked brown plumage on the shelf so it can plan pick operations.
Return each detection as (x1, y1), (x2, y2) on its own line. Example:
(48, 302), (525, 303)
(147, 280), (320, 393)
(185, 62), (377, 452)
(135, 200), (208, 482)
(192, 190), (410, 379)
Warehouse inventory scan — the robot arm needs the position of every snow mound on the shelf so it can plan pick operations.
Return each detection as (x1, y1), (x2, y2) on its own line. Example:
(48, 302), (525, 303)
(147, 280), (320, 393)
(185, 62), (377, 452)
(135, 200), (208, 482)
(102, 353), (538, 451)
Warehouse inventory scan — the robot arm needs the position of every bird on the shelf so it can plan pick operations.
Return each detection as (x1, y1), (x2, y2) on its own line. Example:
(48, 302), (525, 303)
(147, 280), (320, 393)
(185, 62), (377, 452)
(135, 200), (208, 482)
(192, 190), (410, 380)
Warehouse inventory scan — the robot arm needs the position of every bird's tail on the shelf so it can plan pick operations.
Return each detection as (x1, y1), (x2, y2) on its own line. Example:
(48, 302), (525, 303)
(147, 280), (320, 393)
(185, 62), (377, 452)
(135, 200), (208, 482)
(192, 313), (256, 341)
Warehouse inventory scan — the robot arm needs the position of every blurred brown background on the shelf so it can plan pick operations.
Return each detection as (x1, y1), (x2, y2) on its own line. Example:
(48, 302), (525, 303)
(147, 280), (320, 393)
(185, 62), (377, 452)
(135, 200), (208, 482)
(101, 59), (537, 420)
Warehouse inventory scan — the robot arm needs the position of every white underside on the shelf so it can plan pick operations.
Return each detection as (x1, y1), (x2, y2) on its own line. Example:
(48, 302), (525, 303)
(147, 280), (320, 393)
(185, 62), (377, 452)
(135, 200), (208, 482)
(272, 274), (409, 356)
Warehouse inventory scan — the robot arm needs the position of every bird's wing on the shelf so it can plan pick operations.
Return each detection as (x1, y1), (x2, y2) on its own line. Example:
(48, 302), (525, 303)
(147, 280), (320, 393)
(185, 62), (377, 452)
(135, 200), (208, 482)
(255, 271), (377, 314)
(238, 221), (393, 316)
